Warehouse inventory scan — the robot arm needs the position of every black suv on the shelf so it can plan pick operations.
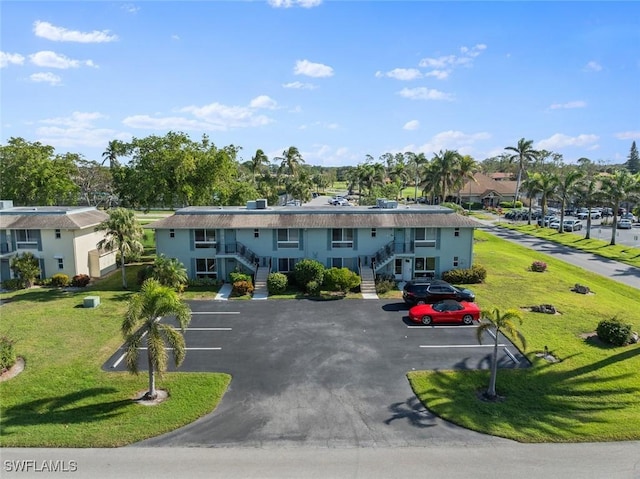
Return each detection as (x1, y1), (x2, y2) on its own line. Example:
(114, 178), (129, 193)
(402, 279), (475, 306)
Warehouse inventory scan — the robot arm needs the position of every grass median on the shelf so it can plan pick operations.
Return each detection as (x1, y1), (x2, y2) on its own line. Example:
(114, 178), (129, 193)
(409, 229), (640, 442)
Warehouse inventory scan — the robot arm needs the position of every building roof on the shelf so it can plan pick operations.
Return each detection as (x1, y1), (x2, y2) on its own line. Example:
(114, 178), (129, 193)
(462, 173), (517, 197)
(0, 206), (108, 230)
(148, 205), (482, 229)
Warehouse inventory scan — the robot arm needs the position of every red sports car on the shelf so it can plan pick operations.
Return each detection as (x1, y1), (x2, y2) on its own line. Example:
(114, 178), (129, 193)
(408, 300), (481, 325)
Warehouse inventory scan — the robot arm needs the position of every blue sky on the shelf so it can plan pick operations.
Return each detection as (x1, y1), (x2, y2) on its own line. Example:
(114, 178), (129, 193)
(1, 1), (639, 167)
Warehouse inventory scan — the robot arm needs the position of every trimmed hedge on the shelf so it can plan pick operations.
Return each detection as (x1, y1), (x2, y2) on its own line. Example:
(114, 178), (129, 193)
(267, 272), (288, 294)
(50, 273), (71, 288)
(442, 264), (487, 284)
(597, 317), (633, 346)
(323, 267), (361, 292)
(294, 259), (324, 293)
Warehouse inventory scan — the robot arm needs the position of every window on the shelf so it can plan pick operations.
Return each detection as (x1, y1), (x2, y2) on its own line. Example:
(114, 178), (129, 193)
(453, 256), (459, 267)
(277, 229), (299, 248)
(371, 228), (377, 238)
(278, 258), (296, 272)
(394, 258), (402, 275)
(331, 258), (343, 268)
(57, 258), (64, 270)
(332, 228), (353, 248)
(254, 229), (260, 238)
(195, 258), (217, 279)
(15, 230), (38, 249)
(414, 257), (436, 278)
(414, 228), (436, 247)
(55, 229), (61, 239)
(454, 228), (460, 237)
(194, 229), (216, 248)
(169, 229), (175, 238)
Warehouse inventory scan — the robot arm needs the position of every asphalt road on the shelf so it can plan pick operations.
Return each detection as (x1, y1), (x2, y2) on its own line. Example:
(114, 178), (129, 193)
(104, 299), (527, 448)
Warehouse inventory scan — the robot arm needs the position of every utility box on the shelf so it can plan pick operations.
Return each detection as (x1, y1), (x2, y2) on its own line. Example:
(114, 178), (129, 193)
(83, 296), (100, 308)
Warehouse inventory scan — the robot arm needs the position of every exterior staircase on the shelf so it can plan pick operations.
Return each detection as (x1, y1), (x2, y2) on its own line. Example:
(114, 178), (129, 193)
(359, 263), (378, 299)
(252, 265), (269, 300)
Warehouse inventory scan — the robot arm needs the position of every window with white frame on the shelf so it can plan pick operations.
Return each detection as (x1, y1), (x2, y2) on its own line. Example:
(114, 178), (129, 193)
(57, 258), (64, 270)
(277, 229), (299, 248)
(278, 258), (296, 272)
(414, 257), (436, 277)
(414, 228), (436, 247)
(15, 230), (38, 249)
(195, 258), (217, 278)
(332, 228), (353, 248)
(453, 256), (459, 267)
(194, 229), (216, 248)
(55, 229), (61, 239)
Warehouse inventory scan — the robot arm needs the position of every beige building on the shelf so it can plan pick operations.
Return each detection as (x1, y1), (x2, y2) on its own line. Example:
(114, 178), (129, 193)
(459, 173), (518, 207)
(0, 201), (117, 282)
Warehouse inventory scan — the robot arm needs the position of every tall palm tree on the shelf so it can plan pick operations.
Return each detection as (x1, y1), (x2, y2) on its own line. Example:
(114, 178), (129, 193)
(152, 255), (188, 292)
(476, 307), (526, 399)
(599, 170), (640, 245)
(453, 155), (478, 206)
(537, 171), (559, 219)
(122, 279), (191, 400)
(431, 150), (462, 203)
(505, 138), (538, 204)
(573, 176), (600, 239)
(521, 174), (542, 225)
(249, 149), (269, 185)
(101, 140), (127, 168)
(96, 208), (145, 289)
(276, 146), (305, 178)
(556, 169), (584, 232)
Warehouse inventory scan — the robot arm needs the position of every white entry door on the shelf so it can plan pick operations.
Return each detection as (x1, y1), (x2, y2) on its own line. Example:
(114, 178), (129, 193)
(402, 258), (412, 281)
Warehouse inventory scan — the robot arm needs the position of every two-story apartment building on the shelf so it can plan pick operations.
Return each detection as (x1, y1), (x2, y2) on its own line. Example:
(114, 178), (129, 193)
(149, 200), (481, 283)
(0, 200), (117, 282)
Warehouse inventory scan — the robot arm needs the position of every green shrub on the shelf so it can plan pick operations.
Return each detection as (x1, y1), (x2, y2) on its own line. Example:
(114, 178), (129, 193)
(323, 267), (361, 292)
(10, 252), (40, 288)
(442, 264), (487, 284)
(306, 280), (321, 296)
(2, 278), (26, 291)
(597, 317), (633, 346)
(50, 273), (71, 288)
(232, 280), (254, 296)
(500, 201), (523, 208)
(375, 279), (396, 294)
(71, 274), (91, 287)
(267, 272), (288, 294)
(186, 278), (219, 287)
(230, 271), (252, 285)
(294, 259), (324, 292)
(137, 265), (154, 285)
(0, 335), (16, 371)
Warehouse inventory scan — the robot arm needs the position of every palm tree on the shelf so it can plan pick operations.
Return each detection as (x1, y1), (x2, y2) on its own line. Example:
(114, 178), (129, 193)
(96, 208), (145, 289)
(476, 307), (526, 399)
(556, 169), (584, 232)
(122, 279), (191, 400)
(521, 174), (542, 225)
(431, 150), (462, 203)
(573, 176), (600, 239)
(276, 146), (305, 178)
(453, 155), (478, 206)
(599, 170), (640, 245)
(152, 255), (188, 292)
(249, 149), (269, 185)
(537, 171), (559, 219)
(505, 138), (538, 204)
(101, 140), (127, 168)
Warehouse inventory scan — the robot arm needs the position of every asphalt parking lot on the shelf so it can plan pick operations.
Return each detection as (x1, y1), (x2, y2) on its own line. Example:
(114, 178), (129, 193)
(105, 299), (528, 447)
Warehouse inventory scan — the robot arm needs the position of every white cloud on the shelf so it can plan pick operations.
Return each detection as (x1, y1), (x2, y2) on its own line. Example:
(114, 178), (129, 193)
(249, 95), (278, 109)
(375, 68), (422, 81)
(29, 50), (96, 69)
(549, 100), (587, 110)
(410, 130), (491, 155)
(397, 87), (454, 101)
(33, 21), (118, 43)
(0, 51), (25, 68)
(403, 120), (420, 131)
(584, 61), (602, 72)
(121, 4), (140, 14)
(294, 59), (334, 78)
(171, 34), (180, 41)
(36, 111), (129, 149)
(536, 133), (599, 150)
(268, 0), (322, 8)
(122, 115), (215, 131)
(282, 81), (316, 90)
(29, 72), (62, 85)
(302, 144), (357, 167)
(615, 131), (640, 140)
(418, 44), (486, 79)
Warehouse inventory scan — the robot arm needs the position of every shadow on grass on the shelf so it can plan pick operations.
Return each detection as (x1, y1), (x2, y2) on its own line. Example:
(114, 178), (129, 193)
(410, 345), (640, 440)
(1, 387), (130, 435)
(0, 287), (67, 305)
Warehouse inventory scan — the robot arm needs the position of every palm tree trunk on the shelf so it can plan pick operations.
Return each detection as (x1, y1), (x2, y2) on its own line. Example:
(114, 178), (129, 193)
(147, 348), (157, 400)
(120, 258), (127, 289)
(515, 166), (523, 203)
(487, 330), (499, 398)
(610, 202), (619, 245)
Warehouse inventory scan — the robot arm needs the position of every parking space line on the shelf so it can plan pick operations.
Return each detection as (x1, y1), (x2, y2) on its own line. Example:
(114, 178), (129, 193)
(419, 344), (506, 348)
(136, 347), (222, 351)
(180, 327), (232, 331)
(191, 312), (240, 315)
(503, 347), (517, 363)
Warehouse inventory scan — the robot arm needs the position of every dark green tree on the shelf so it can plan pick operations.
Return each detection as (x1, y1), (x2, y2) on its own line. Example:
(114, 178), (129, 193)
(9, 252), (40, 288)
(625, 141), (639, 174)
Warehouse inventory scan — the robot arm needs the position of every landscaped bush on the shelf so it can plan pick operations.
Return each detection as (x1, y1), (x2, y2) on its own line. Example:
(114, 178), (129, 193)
(597, 317), (634, 346)
(500, 201), (523, 208)
(375, 278), (396, 294)
(442, 264), (487, 284)
(2, 278), (26, 291)
(50, 273), (71, 288)
(71, 274), (91, 287)
(137, 265), (154, 285)
(294, 259), (324, 292)
(186, 278), (219, 287)
(230, 271), (252, 284)
(0, 335), (16, 372)
(232, 280), (254, 296)
(530, 261), (547, 272)
(267, 272), (288, 294)
(306, 280), (321, 296)
(323, 267), (361, 292)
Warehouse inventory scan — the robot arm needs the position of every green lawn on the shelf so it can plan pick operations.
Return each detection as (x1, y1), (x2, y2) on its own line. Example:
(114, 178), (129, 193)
(408, 230), (640, 442)
(0, 266), (230, 447)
